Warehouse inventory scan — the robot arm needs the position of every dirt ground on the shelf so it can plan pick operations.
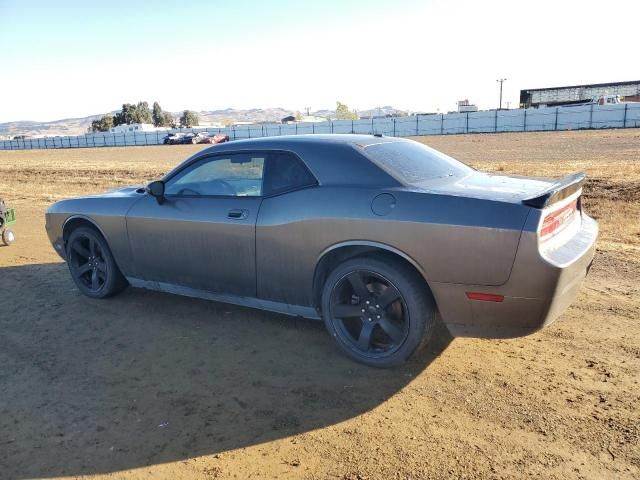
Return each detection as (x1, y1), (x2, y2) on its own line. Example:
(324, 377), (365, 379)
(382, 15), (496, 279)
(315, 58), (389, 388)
(0, 129), (638, 480)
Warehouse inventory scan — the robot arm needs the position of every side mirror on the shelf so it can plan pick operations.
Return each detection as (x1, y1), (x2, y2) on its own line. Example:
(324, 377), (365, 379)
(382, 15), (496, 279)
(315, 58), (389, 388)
(147, 180), (166, 204)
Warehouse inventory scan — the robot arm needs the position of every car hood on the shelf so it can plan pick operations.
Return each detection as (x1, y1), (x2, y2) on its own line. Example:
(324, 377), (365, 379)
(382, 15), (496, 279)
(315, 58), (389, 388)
(413, 172), (555, 204)
(46, 185), (146, 216)
(90, 185), (145, 198)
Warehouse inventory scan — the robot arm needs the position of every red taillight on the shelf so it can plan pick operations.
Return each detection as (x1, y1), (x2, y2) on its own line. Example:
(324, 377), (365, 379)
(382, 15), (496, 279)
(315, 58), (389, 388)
(539, 199), (578, 241)
(466, 292), (504, 302)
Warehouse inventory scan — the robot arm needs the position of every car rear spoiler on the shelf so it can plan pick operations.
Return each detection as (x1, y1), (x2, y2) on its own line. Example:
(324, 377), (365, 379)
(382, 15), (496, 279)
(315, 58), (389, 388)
(522, 172), (586, 208)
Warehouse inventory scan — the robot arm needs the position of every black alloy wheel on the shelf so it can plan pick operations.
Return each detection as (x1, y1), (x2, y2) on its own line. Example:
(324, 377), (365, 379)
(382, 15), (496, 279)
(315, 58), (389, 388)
(69, 232), (107, 293)
(321, 256), (435, 368)
(330, 270), (409, 358)
(65, 226), (128, 299)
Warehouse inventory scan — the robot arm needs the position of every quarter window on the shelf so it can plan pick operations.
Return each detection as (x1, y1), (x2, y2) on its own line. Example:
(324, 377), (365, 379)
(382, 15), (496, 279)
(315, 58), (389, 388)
(264, 152), (316, 196)
(165, 154), (265, 197)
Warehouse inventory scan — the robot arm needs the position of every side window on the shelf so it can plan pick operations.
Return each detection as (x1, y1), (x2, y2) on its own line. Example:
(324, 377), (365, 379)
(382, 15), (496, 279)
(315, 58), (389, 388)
(264, 152), (317, 196)
(165, 154), (265, 197)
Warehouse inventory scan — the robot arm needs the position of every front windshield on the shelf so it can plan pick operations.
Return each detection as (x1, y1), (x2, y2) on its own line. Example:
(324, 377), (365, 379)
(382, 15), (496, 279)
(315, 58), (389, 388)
(363, 141), (473, 185)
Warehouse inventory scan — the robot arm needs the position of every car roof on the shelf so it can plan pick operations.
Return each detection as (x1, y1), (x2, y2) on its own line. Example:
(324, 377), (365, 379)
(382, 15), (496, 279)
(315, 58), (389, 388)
(201, 134), (404, 150)
(188, 134), (407, 187)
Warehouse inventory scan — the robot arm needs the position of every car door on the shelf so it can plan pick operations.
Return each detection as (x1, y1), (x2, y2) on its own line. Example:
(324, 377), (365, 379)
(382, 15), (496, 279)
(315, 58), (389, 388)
(256, 151), (319, 305)
(126, 152), (265, 297)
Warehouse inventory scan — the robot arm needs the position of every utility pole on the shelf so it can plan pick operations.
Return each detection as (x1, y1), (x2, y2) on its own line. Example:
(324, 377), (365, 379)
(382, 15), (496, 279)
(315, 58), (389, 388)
(496, 78), (507, 110)
(305, 106), (311, 116)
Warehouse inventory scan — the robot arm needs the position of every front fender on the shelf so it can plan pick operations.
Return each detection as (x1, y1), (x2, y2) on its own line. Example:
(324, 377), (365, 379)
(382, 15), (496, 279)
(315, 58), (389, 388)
(45, 196), (141, 275)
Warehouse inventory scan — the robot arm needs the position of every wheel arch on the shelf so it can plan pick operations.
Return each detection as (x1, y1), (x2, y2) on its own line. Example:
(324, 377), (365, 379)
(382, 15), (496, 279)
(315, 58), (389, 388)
(62, 215), (129, 297)
(62, 215), (108, 244)
(311, 241), (433, 308)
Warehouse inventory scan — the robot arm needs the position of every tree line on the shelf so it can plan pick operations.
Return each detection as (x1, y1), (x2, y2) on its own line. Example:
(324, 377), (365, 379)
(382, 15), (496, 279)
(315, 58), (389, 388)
(91, 100), (358, 133)
(91, 102), (199, 132)
(335, 101), (358, 120)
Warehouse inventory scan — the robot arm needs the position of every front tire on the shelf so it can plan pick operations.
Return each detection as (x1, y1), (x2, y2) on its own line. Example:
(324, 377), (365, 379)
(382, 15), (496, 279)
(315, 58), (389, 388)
(321, 256), (436, 368)
(65, 226), (128, 299)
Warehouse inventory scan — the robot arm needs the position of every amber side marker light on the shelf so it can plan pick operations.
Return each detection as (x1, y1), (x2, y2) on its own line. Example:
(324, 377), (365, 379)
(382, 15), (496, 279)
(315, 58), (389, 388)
(466, 292), (505, 302)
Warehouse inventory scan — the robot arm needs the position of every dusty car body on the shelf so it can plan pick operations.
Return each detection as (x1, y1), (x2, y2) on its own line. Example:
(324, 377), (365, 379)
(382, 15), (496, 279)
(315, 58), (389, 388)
(45, 135), (597, 366)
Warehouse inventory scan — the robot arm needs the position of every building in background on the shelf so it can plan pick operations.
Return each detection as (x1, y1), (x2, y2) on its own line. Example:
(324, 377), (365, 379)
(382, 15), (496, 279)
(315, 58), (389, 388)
(520, 80), (640, 108)
(280, 115), (328, 124)
(297, 115), (328, 123)
(457, 99), (478, 113)
(109, 123), (158, 134)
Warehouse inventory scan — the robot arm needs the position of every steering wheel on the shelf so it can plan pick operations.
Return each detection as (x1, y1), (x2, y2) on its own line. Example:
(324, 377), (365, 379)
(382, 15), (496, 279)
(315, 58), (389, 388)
(209, 179), (236, 196)
(176, 180), (236, 196)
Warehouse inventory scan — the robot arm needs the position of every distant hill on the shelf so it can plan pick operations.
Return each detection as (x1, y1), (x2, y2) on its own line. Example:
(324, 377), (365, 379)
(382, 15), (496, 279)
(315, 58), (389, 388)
(0, 106), (410, 137)
(0, 113), (114, 138)
(197, 108), (298, 126)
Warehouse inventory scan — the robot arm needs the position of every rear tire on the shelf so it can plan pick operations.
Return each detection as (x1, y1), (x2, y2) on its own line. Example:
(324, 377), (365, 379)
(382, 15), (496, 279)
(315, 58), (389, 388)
(321, 256), (435, 368)
(65, 226), (128, 299)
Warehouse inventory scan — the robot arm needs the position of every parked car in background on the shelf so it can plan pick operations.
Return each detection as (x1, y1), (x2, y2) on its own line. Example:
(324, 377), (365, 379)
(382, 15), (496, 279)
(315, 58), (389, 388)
(179, 133), (197, 144)
(198, 134), (230, 144)
(163, 133), (185, 145)
(45, 135), (597, 367)
(163, 132), (214, 145)
(190, 132), (208, 144)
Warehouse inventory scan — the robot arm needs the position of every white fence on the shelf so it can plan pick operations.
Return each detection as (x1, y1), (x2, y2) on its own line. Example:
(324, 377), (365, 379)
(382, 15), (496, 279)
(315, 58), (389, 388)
(2, 103), (640, 150)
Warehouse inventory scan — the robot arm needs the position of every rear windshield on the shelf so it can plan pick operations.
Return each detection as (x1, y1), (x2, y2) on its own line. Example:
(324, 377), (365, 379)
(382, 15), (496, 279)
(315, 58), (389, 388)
(363, 141), (473, 185)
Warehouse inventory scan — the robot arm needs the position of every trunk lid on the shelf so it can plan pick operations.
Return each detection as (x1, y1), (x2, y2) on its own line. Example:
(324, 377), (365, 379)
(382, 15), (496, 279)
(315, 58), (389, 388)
(414, 171), (556, 204)
(414, 171), (586, 208)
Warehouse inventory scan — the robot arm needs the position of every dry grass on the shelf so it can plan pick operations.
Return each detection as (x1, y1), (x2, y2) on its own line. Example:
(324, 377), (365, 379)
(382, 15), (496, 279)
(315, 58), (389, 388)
(0, 144), (206, 203)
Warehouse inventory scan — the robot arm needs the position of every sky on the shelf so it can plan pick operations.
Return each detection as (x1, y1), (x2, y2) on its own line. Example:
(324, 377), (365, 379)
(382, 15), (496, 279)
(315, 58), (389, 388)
(0, 0), (638, 123)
